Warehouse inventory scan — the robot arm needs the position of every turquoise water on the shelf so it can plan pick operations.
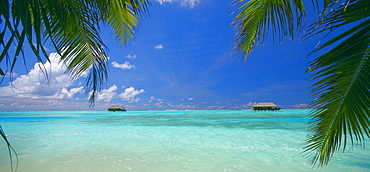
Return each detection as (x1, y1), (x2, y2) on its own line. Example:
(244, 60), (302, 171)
(0, 110), (368, 172)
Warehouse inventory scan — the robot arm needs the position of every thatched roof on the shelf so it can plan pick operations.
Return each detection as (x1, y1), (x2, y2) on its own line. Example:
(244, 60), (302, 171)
(108, 106), (126, 111)
(252, 102), (279, 107)
(108, 105), (125, 109)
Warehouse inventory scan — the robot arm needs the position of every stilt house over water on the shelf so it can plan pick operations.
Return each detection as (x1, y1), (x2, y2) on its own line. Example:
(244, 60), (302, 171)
(252, 102), (281, 111)
(108, 106), (127, 112)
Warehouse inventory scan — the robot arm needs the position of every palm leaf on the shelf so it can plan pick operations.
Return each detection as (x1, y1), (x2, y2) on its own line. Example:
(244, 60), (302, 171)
(0, 0), (149, 105)
(231, 0), (306, 60)
(303, 0), (370, 166)
(0, 125), (18, 172)
(104, 0), (149, 45)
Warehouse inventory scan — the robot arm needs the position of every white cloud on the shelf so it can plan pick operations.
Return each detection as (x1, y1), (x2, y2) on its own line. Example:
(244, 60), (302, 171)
(2, 72), (18, 78)
(156, 0), (173, 5)
(246, 102), (257, 107)
(180, 0), (200, 8)
(154, 44), (164, 49)
(156, 0), (201, 8)
(97, 85), (118, 102)
(149, 96), (155, 102)
(92, 85), (145, 103)
(49, 86), (84, 99)
(0, 53), (83, 99)
(118, 87), (145, 102)
(126, 54), (137, 59)
(188, 97), (194, 100)
(111, 61), (136, 70)
(0, 98), (96, 111)
(293, 103), (309, 108)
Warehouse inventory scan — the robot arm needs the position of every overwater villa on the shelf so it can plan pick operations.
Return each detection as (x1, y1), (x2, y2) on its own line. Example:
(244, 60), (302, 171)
(108, 105), (127, 112)
(251, 102), (281, 111)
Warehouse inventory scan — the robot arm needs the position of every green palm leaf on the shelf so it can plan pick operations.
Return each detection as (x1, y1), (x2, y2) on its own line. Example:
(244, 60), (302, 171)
(303, 0), (370, 166)
(0, 126), (18, 172)
(231, 0), (305, 60)
(0, 0), (149, 105)
(231, 0), (369, 166)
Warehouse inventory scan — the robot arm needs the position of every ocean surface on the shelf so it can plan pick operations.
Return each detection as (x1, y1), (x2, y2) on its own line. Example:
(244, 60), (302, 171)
(0, 110), (368, 172)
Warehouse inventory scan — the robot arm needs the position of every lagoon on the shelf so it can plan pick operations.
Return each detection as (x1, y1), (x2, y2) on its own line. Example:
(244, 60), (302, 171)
(0, 110), (369, 171)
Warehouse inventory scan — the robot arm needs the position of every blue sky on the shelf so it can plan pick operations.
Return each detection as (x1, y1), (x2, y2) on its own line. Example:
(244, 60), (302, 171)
(0, 0), (321, 111)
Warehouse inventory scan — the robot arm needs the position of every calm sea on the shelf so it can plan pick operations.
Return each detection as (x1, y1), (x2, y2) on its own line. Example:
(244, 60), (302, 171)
(0, 110), (368, 172)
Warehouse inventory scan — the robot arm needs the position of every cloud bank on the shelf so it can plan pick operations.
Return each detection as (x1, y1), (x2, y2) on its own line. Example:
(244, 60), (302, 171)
(0, 53), (83, 99)
(119, 87), (145, 102)
(96, 85), (118, 102)
(97, 85), (145, 103)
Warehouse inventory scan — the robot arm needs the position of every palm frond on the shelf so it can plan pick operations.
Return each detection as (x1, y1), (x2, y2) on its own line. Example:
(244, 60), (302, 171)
(0, 125), (18, 172)
(231, 0), (306, 60)
(304, 0), (370, 166)
(103, 0), (149, 45)
(0, 0), (149, 105)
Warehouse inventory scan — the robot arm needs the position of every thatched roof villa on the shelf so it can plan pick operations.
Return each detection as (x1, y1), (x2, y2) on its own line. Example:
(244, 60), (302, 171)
(252, 102), (281, 111)
(108, 105), (127, 112)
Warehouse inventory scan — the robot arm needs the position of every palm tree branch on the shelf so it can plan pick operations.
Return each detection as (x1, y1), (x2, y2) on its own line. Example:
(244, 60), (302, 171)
(1, 0), (149, 105)
(0, 125), (19, 172)
(231, 0), (306, 60)
(103, 0), (149, 45)
(303, 2), (370, 165)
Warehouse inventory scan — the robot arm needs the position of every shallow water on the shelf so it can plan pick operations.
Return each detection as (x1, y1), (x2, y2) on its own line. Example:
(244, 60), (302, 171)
(0, 110), (369, 172)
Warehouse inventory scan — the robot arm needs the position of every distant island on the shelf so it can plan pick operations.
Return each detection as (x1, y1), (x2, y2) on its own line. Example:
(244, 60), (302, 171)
(108, 106), (127, 112)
